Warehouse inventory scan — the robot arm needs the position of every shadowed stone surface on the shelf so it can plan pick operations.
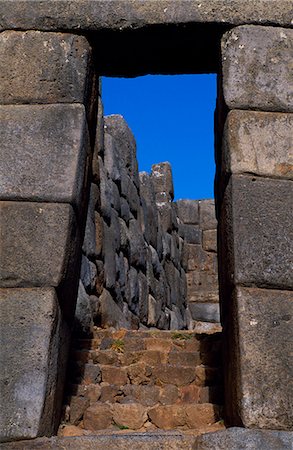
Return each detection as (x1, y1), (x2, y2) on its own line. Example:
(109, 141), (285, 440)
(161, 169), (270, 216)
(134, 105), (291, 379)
(0, 31), (92, 104)
(222, 110), (293, 179)
(0, 105), (90, 204)
(220, 175), (293, 290)
(222, 25), (293, 112)
(0, 288), (61, 442)
(0, 1), (292, 31)
(226, 287), (293, 430)
(0, 202), (78, 287)
(194, 427), (293, 450)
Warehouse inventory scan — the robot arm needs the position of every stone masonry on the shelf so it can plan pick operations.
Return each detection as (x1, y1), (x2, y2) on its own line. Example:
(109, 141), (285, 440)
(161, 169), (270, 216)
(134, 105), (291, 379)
(0, 2), (292, 449)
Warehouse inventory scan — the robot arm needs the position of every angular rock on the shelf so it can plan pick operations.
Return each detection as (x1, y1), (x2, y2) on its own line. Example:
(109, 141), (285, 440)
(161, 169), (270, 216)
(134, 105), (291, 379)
(176, 200), (199, 225)
(224, 286), (293, 430)
(0, 288), (61, 441)
(222, 25), (293, 112)
(104, 132), (121, 182)
(0, 202), (78, 288)
(74, 281), (94, 337)
(80, 256), (97, 293)
(0, 104), (90, 206)
(82, 184), (100, 258)
(222, 110), (293, 179)
(185, 404), (220, 428)
(112, 403), (147, 430)
(220, 175), (293, 289)
(97, 289), (129, 329)
(178, 224), (201, 244)
(92, 96), (104, 181)
(151, 162), (174, 202)
(0, 31), (93, 105)
(199, 200), (217, 231)
(128, 219), (147, 268)
(83, 403), (112, 431)
(148, 405), (186, 429)
(202, 230), (217, 253)
(189, 303), (220, 323)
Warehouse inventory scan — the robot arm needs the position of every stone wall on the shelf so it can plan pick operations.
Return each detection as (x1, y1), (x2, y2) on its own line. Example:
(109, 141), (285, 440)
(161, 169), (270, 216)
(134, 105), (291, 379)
(75, 108), (220, 334)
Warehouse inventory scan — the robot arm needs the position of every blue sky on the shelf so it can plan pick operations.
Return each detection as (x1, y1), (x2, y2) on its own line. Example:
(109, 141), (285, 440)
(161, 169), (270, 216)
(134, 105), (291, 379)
(102, 74), (217, 200)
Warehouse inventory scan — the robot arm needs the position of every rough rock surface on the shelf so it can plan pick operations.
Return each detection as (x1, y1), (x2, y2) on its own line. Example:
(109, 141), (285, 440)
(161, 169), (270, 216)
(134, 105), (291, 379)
(222, 110), (293, 179)
(0, 31), (93, 105)
(0, 288), (61, 442)
(222, 25), (293, 112)
(0, 104), (90, 205)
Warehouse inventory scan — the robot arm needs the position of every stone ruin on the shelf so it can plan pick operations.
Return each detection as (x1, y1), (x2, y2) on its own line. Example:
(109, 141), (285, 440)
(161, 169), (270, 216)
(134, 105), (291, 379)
(0, 1), (292, 449)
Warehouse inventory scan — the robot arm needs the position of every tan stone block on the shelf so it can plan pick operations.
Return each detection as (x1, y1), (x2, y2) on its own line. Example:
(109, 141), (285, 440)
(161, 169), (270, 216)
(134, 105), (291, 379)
(144, 338), (172, 352)
(178, 385), (201, 404)
(84, 385), (101, 404)
(83, 403), (113, 431)
(68, 396), (90, 426)
(168, 351), (201, 367)
(101, 366), (128, 386)
(158, 385), (179, 405)
(148, 405), (186, 429)
(127, 362), (152, 385)
(223, 110), (293, 179)
(185, 404), (220, 428)
(58, 425), (88, 437)
(202, 230), (217, 253)
(153, 365), (196, 387)
(112, 403), (148, 430)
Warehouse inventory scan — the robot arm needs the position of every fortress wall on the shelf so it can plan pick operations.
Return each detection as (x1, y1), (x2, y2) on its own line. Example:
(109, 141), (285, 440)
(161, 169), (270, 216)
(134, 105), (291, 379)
(75, 106), (220, 334)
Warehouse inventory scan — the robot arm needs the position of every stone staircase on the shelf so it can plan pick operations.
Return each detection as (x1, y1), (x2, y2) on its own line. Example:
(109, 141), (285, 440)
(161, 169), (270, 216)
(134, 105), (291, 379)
(59, 328), (224, 437)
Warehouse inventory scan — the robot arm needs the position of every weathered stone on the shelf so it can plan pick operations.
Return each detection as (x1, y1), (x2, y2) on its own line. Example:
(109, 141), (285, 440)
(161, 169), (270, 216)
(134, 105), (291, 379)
(0, 202), (78, 287)
(178, 224), (201, 244)
(92, 96), (104, 181)
(83, 184), (100, 258)
(151, 162), (174, 202)
(0, 104), (90, 206)
(68, 396), (90, 426)
(199, 200), (217, 231)
(97, 289), (129, 329)
(128, 219), (147, 268)
(112, 403), (147, 430)
(105, 115), (139, 188)
(153, 365), (196, 387)
(80, 256), (97, 293)
(120, 198), (131, 224)
(220, 175), (293, 289)
(202, 230), (217, 253)
(147, 295), (161, 327)
(169, 305), (185, 330)
(1, 2), (292, 32)
(74, 281), (94, 337)
(0, 31), (93, 104)
(127, 363), (152, 385)
(138, 272), (149, 324)
(225, 286), (293, 430)
(121, 171), (140, 217)
(109, 179), (121, 213)
(222, 25), (293, 112)
(104, 132), (121, 183)
(83, 403), (112, 431)
(126, 266), (139, 310)
(101, 366), (128, 386)
(189, 303), (220, 323)
(0, 288), (61, 441)
(194, 427), (293, 450)
(176, 200), (199, 225)
(98, 156), (112, 222)
(148, 405), (186, 429)
(185, 404), (220, 428)
(222, 110), (293, 179)
(94, 211), (104, 258)
(102, 219), (117, 290)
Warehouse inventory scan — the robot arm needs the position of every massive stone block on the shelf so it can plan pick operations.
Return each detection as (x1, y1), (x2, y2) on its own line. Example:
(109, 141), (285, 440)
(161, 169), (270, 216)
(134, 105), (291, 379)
(222, 25), (293, 112)
(225, 287), (293, 430)
(220, 175), (293, 290)
(151, 162), (174, 203)
(0, 104), (90, 205)
(0, 288), (61, 442)
(0, 202), (78, 287)
(0, 31), (92, 104)
(222, 110), (293, 179)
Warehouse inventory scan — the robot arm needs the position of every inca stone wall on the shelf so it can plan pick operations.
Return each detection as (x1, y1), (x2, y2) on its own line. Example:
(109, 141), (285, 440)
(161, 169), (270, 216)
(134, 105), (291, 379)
(75, 107), (220, 334)
(0, 1), (292, 447)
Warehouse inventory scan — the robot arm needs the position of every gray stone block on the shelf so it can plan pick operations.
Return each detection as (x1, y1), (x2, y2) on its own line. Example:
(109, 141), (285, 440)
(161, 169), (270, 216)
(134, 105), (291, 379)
(104, 115), (139, 188)
(202, 230), (217, 253)
(74, 280), (94, 337)
(128, 218), (147, 269)
(151, 162), (174, 202)
(82, 184), (100, 258)
(220, 175), (293, 289)
(194, 427), (293, 450)
(0, 104), (90, 206)
(224, 287), (293, 430)
(222, 25), (293, 112)
(98, 157), (112, 222)
(189, 302), (220, 323)
(92, 96), (104, 181)
(0, 202), (78, 288)
(80, 256), (97, 293)
(222, 110), (293, 179)
(104, 132), (121, 183)
(0, 288), (61, 441)
(199, 200), (217, 231)
(138, 271), (148, 324)
(97, 289), (128, 330)
(102, 219), (117, 290)
(176, 200), (199, 224)
(0, 31), (93, 104)
(178, 224), (201, 244)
